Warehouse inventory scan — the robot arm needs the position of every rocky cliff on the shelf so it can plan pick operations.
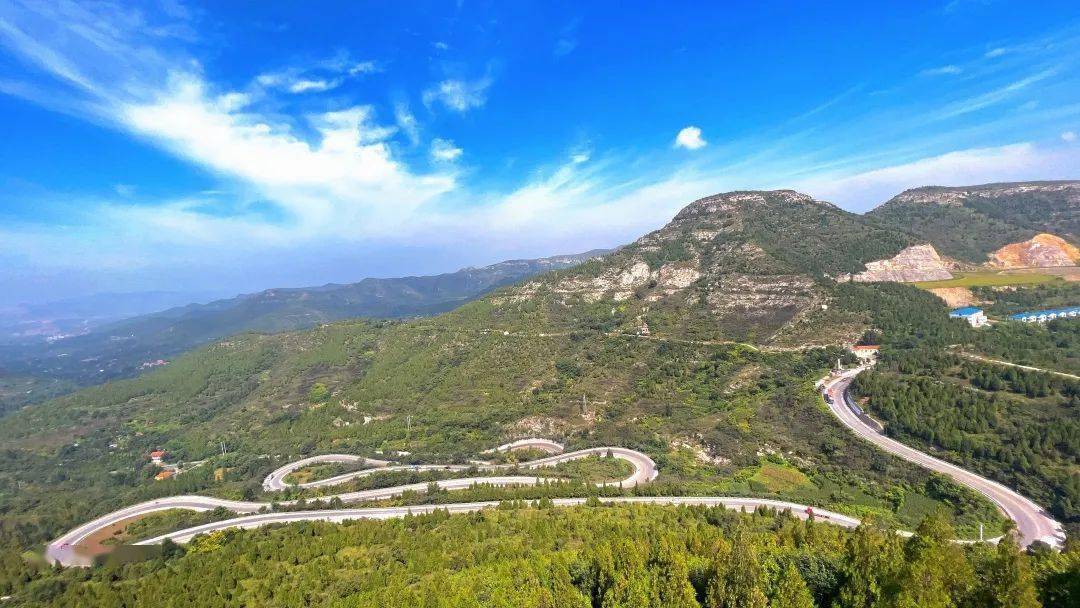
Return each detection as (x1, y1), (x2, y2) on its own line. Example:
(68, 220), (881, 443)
(988, 233), (1080, 268)
(849, 244), (953, 283)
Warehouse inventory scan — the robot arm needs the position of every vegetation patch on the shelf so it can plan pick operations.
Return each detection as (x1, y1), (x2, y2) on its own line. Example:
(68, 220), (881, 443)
(748, 461), (813, 493)
(915, 271), (1062, 289)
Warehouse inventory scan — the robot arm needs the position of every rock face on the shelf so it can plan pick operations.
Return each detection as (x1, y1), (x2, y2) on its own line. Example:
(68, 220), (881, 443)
(502, 189), (918, 343)
(928, 287), (976, 308)
(849, 245), (953, 283)
(988, 233), (1080, 268)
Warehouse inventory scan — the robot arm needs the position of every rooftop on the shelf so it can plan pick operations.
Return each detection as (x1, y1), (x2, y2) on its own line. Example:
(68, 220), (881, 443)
(1009, 306), (1080, 320)
(950, 307), (983, 316)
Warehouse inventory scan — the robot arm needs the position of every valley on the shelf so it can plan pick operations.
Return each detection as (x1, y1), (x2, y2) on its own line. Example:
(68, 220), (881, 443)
(1, 183), (1077, 604)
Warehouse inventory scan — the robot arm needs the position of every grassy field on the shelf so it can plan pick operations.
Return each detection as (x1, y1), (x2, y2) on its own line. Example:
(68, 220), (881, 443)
(915, 270), (1063, 289)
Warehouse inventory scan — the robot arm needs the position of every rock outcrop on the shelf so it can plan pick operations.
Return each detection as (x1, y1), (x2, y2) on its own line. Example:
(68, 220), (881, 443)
(988, 233), (1079, 268)
(849, 244), (953, 283)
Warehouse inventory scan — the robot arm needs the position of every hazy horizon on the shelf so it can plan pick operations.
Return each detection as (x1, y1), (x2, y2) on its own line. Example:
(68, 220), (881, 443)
(1, 0), (1078, 306)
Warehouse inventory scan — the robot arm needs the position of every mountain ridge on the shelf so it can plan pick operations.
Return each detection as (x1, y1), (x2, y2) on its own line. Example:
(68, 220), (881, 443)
(867, 180), (1079, 261)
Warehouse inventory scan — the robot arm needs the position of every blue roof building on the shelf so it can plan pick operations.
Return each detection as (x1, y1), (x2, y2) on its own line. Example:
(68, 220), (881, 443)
(1009, 306), (1080, 323)
(949, 307), (982, 317)
(949, 306), (988, 327)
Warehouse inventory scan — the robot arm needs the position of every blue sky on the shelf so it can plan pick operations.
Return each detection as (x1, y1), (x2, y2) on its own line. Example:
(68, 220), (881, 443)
(1, 0), (1079, 306)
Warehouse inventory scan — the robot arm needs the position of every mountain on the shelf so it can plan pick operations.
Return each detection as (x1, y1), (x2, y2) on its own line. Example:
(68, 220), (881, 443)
(0, 251), (606, 412)
(867, 180), (1080, 262)
(504, 190), (915, 343)
(3, 189), (1002, 569)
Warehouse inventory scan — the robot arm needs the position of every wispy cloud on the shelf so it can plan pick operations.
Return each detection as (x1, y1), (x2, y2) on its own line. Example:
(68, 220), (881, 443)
(430, 138), (463, 162)
(920, 64), (963, 76)
(394, 101), (421, 146)
(554, 18), (581, 57)
(934, 68), (1056, 120)
(255, 54), (379, 95)
(422, 77), (492, 113)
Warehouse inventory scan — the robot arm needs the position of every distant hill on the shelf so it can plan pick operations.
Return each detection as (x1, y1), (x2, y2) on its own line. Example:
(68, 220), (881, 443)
(866, 181), (1080, 262)
(0, 250), (606, 409)
(0, 290), (227, 344)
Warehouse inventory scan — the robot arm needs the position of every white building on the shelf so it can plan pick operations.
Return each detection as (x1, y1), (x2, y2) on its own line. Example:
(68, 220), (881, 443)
(949, 307), (988, 327)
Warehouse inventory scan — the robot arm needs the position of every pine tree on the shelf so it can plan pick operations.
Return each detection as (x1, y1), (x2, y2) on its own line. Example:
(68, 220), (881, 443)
(891, 513), (974, 608)
(835, 521), (901, 608)
(653, 538), (699, 608)
(770, 562), (814, 608)
(706, 527), (767, 608)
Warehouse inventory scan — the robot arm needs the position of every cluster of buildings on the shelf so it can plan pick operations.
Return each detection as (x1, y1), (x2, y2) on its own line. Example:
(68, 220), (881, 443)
(948, 304), (1080, 326)
(1009, 306), (1080, 324)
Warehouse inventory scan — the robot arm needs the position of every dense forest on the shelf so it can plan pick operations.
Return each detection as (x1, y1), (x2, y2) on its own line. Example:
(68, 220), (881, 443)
(3, 504), (1077, 607)
(866, 182), (1079, 261)
(852, 352), (1080, 535)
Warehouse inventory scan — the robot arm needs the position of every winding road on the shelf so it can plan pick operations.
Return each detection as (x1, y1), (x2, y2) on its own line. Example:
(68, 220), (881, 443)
(46, 368), (1066, 567)
(823, 367), (1065, 550)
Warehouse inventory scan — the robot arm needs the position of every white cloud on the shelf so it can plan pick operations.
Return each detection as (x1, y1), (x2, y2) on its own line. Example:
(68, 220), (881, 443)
(674, 126), (707, 150)
(1062, 130), (1077, 142)
(288, 78), (339, 94)
(920, 64), (963, 76)
(422, 77), (491, 113)
(255, 56), (377, 95)
(430, 138), (462, 162)
(794, 142), (1080, 211)
(394, 101), (420, 145)
(349, 61), (378, 75)
(985, 47), (1008, 58)
(114, 183), (136, 197)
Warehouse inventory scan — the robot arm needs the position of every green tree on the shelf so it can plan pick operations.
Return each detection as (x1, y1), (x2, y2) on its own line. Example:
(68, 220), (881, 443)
(891, 514), (974, 608)
(978, 534), (1041, 608)
(707, 527), (767, 608)
(770, 562), (815, 608)
(835, 521), (901, 608)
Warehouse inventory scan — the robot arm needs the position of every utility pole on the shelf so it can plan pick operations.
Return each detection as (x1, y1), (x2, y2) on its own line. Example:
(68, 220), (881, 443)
(979, 523), (984, 542)
(406, 415), (412, 441)
(582, 394), (587, 415)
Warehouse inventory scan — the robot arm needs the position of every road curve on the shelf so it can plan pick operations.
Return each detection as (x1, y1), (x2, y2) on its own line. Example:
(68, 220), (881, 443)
(135, 497), (860, 546)
(46, 443), (656, 566)
(824, 367), (1066, 549)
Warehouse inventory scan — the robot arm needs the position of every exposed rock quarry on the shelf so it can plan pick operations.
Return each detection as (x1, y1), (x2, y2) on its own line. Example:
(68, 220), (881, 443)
(988, 233), (1079, 268)
(928, 287), (976, 307)
(850, 244), (953, 283)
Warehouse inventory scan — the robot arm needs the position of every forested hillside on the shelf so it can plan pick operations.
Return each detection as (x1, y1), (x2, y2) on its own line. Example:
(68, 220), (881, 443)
(0, 251), (603, 415)
(867, 181), (1080, 262)
(6, 504), (1077, 607)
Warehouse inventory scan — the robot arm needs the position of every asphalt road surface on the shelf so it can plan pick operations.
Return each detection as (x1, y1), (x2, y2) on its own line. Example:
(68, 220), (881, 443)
(823, 367), (1065, 549)
(47, 370), (1066, 567)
